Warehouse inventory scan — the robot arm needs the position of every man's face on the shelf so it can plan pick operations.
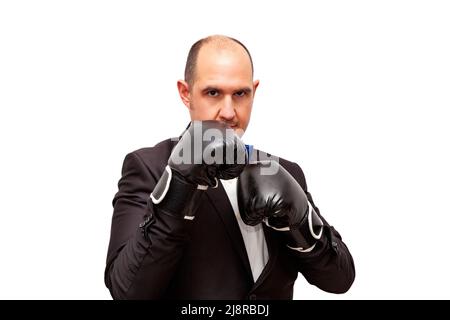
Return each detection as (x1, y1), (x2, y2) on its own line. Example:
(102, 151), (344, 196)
(178, 45), (259, 136)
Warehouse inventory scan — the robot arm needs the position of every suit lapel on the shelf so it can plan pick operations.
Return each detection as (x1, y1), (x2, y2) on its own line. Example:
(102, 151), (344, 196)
(252, 225), (279, 290)
(205, 182), (254, 279)
(205, 182), (280, 289)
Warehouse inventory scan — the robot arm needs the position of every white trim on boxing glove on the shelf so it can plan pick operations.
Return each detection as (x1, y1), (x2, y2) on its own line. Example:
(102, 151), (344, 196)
(263, 217), (290, 231)
(264, 202), (324, 253)
(150, 166), (173, 204)
(308, 203), (323, 240)
(264, 202), (323, 234)
(150, 166), (211, 205)
(287, 242), (317, 253)
(150, 165), (214, 220)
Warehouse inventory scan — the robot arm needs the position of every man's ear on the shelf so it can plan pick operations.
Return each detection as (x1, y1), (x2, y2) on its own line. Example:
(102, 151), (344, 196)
(177, 80), (191, 109)
(253, 80), (260, 96)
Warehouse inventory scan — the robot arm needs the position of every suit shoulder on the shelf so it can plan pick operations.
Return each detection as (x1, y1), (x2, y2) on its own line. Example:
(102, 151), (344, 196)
(279, 158), (306, 187)
(132, 138), (174, 158)
(278, 157), (303, 174)
(253, 148), (307, 190)
(125, 138), (176, 173)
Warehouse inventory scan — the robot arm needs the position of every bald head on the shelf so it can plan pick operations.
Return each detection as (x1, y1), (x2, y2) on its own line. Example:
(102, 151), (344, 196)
(184, 35), (254, 87)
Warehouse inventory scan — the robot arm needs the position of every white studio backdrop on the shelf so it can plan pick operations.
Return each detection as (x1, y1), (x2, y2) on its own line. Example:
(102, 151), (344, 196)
(1, 1), (449, 299)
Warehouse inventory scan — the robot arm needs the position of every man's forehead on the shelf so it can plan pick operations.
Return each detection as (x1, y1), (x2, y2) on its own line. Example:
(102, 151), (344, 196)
(197, 44), (252, 69)
(196, 62), (252, 85)
(196, 54), (252, 81)
(196, 81), (253, 91)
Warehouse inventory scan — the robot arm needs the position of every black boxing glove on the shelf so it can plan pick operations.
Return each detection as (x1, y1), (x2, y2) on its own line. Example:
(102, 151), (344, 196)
(237, 161), (323, 252)
(150, 120), (248, 220)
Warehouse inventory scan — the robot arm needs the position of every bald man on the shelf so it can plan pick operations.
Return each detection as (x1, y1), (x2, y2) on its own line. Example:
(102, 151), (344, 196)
(105, 35), (355, 299)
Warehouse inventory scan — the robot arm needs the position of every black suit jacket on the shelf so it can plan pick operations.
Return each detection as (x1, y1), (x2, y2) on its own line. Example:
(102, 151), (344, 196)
(105, 138), (355, 299)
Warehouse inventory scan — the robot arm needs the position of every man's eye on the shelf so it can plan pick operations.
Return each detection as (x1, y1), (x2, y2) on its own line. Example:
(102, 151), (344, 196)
(234, 91), (246, 97)
(207, 90), (219, 97)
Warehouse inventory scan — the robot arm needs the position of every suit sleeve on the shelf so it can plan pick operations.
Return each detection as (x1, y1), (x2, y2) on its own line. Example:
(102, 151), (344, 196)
(104, 152), (193, 299)
(286, 162), (356, 294)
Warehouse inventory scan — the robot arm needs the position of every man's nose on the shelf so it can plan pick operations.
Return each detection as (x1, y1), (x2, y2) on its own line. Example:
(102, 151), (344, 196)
(218, 96), (236, 121)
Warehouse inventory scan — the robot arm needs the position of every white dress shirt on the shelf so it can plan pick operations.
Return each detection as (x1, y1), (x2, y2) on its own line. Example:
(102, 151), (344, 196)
(220, 178), (269, 282)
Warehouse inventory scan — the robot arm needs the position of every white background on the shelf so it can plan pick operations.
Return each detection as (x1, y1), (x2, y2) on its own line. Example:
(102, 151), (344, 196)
(1, 1), (449, 299)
